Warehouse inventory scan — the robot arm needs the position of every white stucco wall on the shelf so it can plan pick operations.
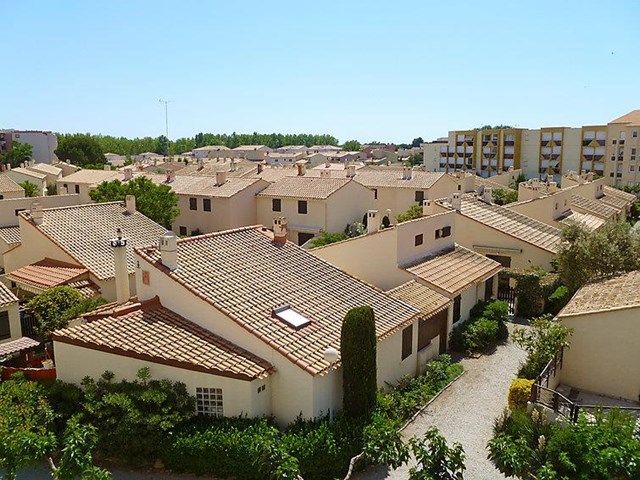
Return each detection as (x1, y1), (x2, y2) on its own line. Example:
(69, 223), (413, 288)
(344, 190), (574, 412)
(0, 302), (21, 343)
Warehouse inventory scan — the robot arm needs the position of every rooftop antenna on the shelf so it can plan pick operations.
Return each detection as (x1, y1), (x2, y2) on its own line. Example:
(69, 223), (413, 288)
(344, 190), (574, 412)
(158, 98), (173, 139)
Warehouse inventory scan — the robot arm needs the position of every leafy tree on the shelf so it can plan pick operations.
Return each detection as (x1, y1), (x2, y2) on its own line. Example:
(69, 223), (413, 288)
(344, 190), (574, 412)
(0, 140), (33, 168)
(409, 428), (465, 480)
(0, 375), (57, 480)
(89, 176), (180, 227)
(557, 222), (640, 293)
(341, 306), (377, 418)
(342, 140), (361, 151)
(155, 135), (170, 156)
(19, 180), (40, 197)
(492, 188), (518, 205)
(396, 204), (423, 223)
(55, 135), (106, 166)
(408, 153), (424, 166)
(512, 314), (573, 379)
(411, 137), (424, 148)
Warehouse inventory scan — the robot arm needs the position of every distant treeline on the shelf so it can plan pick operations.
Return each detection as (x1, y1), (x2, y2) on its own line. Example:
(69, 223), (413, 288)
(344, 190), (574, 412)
(56, 132), (340, 157)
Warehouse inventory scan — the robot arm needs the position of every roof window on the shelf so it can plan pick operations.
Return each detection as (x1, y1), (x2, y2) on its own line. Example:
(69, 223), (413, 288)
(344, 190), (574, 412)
(273, 304), (311, 329)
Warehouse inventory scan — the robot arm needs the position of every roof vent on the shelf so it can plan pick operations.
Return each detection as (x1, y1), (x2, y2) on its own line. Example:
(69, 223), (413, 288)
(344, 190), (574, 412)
(31, 201), (43, 225)
(273, 304), (311, 329)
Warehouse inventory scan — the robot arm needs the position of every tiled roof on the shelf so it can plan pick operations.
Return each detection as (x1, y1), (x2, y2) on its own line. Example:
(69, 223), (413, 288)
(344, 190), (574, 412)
(10, 167), (47, 179)
(233, 145), (269, 151)
(0, 282), (18, 307)
(58, 169), (120, 185)
(257, 176), (352, 199)
(387, 281), (451, 317)
(66, 279), (101, 299)
(475, 176), (516, 193)
(353, 167), (448, 189)
(247, 167), (299, 183)
(177, 159), (256, 177)
(193, 145), (231, 151)
(559, 211), (605, 232)
(0, 226), (21, 245)
(169, 176), (263, 197)
(6, 259), (88, 290)
(0, 337), (40, 358)
(405, 245), (503, 296)
(21, 202), (166, 280)
(0, 174), (24, 193)
(27, 163), (62, 176)
(53, 298), (272, 380)
(600, 194), (629, 210)
(603, 186), (636, 204)
(559, 270), (640, 317)
(609, 109), (640, 126)
(136, 227), (419, 375)
(458, 196), (562, 253)
(311, 162), (365, 171)
(571, 195), (618, 219)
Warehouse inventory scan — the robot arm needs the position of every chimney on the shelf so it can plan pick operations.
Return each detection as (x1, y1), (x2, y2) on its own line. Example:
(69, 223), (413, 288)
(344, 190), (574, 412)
(320, 170), (330, 177)
(198, 158), (204, 171)
(104, 164), (111, 171)
(60, 185), (68, 194)
(166, 171), (175, 183)
(110, 228), (130, 304)
(125, 195), (136, 214)
(402, 166), (412, 180)
(451, 193), (462, 212)
(548, 181), (558, 193)
(273, 217), (288, 245)
(159, 231), (178, 271)
(366, 210), (380, 234)
(257, 163), (264, 174)
(124, 167), (133, 181)
(296, 163), (306, 176)
(31, 201), (44, 225)
(325, 158), (331, 168)
(346, 165), (356, 178)
(422, 199), (434, 216)
(483, 186), (493, 204)
(586, 172), (594, 182)
(216, 171), (227, 186)
(20, 162), (24, 168)
(508, 166), (514, 173)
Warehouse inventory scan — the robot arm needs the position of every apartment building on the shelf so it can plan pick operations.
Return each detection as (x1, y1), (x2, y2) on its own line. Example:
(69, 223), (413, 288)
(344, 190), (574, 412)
(0, 130), (58, 164)
(423, 109), (640, 187)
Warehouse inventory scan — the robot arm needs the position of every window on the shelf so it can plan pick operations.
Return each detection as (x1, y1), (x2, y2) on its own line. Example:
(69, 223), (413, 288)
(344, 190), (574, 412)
(257, 384), (266, 394)
(189, 198), (197, 210)
(203, 198), (211, 212)
(63, 183), (68, 190)
(441, 226), (451, 237)
(453, 295), (461, 323)
(415, 191), (425, 203)
(298, 200), (307, 214)
(633, 131), (638, 138)
(179, 226), (187, 236)
(401, 324), (413, 360)
(414, 234), (423, 246)
(0, 311), (10, 340)
(0, 195), (3, 200)
(74, 185), (80, 194)
(142, 271), (150, 285)
(14, 208), (25, 217)
(298, 232), (315, 245)
(195, 387), (223, 417)
(272, 198), (281, 212)
(373, 188), (378, 200)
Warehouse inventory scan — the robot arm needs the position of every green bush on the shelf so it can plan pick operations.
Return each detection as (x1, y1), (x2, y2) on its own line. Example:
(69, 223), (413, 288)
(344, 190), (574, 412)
(449, 300), (509, 354)
(507, 378), (534, 411)
(546, 285), (570, 315)
(463, 318), (499, 352)
(41, 380), (85, 437)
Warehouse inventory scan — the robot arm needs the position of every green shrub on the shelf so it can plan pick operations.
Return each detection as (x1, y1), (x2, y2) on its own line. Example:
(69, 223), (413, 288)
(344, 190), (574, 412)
(463, 317), (499, 352)
(41, 380), (85, 436)
(449, 300), (509, 354)
(546, 285), (570, 315)
(362, 413), (409, 469)
(507, 378), (534, 411)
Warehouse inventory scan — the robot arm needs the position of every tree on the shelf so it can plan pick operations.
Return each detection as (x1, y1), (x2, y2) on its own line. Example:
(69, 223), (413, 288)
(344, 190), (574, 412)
(0, 140), (33, 168)
(55, 135), (106, 166)
(557, 222), (640, 293)
(411, 137), (424, 148)
(342, 140), (361, 151)
(396, 204), (423, 223)
(0, 375), (57, 480)
(19, 180), (40, 197)
(341, 306), (377, 418)
(492, 188), (518, 205)
(408, 153), (424, 166)
(89, 176), (180, 227)
(155, 135), (170, 156)
(512, 314), (573, 379)
(409, 428), (465, 480)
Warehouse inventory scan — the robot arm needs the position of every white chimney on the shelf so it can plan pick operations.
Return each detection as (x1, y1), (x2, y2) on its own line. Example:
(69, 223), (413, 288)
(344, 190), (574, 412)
(125, 195), (136, 214)
(451, 193), (462, 212)
(422, 199), (433, 216)
(346, 165), (356, 178)
(402, 166), (412, 180)
(367, 210), (380, 234)
(586, 172), (594, 182)
(31, 201), (44, 225)
(216, 171), (227, 186)
(104, 164), (111, 171)
(273, 217), (288, 245)
(160, 231), (178, 271)
(124, 167), (133, 181)
(320, 170), (330, 177)
(483, 186), (493, 204)
(110, 228), (130, 304)
(548, 181), (558, 193)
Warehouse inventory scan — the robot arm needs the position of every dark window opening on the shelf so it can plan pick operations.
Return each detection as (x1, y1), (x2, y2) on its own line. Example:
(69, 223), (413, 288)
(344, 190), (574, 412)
(179, 226), (187, 236)
(401, 324), (413, 360)
(74, 185), (80, 194)
(189, 198), (197, 210)
(0, 311), (10, 340)
(272, 198), (281, 212)
(373, 189), (378, 200)
(415, 234), (423, 246)
(203, 198), (211, 211)
(453, 295), (461, 323)
(415, 191), (425, 203)
(298, 200), (308, 214)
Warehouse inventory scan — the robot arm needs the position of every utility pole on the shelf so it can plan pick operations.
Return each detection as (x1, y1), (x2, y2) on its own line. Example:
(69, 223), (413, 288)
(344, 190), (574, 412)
(158, 98), (172, 139)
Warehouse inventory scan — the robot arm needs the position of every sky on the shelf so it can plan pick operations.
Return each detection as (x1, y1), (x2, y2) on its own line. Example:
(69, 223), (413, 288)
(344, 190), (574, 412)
(3, 0), (640, 144)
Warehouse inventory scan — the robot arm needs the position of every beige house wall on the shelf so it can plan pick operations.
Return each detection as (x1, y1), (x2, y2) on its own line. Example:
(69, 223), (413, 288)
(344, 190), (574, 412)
(325, 181), (375, 232)
(0, 186), (25, 200)
(6, 171), (46, 196)
(369, 177), (457, 219)
(560, 309), (640, 402)
(56, 179), (93, 203)
(395, 212), (456, 266)
(0, 302), (21, 343)
(507, 190), (573, 226)
(0, 194), (82, 227)
(53, 341), (271, 418)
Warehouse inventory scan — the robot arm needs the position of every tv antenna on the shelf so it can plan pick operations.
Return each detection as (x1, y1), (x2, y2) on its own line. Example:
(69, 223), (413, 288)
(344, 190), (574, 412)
(158, 98), (173, 139)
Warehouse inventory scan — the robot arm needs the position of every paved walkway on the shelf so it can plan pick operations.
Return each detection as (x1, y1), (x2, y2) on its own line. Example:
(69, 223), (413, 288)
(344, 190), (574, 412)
(354, 324), (527, 480)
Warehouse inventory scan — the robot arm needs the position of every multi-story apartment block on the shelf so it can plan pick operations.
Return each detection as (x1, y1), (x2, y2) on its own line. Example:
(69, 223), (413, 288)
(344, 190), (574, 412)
(0, 130), (58, 164)
(424, 110), (640, 186)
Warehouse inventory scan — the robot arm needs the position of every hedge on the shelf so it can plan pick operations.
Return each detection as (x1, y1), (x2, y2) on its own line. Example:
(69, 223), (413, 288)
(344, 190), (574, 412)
(508, 378), (534, 411)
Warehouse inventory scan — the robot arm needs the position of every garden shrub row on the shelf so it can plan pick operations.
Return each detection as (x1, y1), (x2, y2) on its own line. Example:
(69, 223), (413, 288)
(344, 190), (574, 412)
(449, 300), (509, 354)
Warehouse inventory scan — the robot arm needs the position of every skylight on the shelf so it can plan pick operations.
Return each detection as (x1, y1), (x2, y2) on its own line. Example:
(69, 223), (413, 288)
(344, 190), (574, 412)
(273, 305), (311, 329)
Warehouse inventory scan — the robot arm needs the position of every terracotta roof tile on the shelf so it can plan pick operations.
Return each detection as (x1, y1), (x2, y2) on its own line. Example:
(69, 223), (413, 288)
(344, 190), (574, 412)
(387, 281), (451, 316)
(0, 282), (18, 307)
(0, 174), (24, 193)
(6, 259), (88, 290)
(21, 202), (166, 280)
(559, 211), (605, 232)
(600, 194), (629, 210)
(559, 271), (640, 317)
(0, 226), (21, 245)
(257, 176), (352, 199)
(53, 299), (272, 380)
(353, 167), (448, 189)
(0, 337), (40, 357)
(9, 167), (47, 180)
(136, 228), (419, 375)
(405, 245), (503, 296)
(458, 196), (562, 253)
(603, 186), (637, 203)
(27, 163), (62, 176)
(571, 195), (619, 219)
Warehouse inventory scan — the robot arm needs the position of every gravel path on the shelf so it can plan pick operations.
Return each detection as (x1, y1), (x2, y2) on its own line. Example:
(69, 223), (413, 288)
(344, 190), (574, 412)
(355, 324), (527, 480)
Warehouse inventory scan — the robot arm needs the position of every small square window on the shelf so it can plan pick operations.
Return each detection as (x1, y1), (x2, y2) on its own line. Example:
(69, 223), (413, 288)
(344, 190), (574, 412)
(442, 226), (452, 237)
(415, 191), (425, 203)
(435, 229), (441, 239)
(415, 234), (423, 246)
(189, 198), (197, 210)
(0, 311), (10, 341)
(272, 198), (281, 212)
(298, 200), (307, 214)
(74, 185), (80, 194)
(179, 226), (187, 236)
(203, 199), (211, 211)
(633, 131), (638, 138)
(195, 387), (223, 417)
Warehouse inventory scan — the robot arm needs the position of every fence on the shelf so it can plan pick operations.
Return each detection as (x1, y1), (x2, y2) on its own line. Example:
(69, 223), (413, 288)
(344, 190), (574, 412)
(497, 286), (516, 315)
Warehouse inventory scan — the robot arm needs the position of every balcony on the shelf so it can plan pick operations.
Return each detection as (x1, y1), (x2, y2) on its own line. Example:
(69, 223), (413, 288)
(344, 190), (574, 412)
(504, 141), (515, 146)
(582, 139), (594, 146)
(597, 139), (606, 146)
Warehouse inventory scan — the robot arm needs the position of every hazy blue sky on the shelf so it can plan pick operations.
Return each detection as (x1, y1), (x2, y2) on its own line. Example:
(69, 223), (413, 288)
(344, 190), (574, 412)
(3, 0), (639, 143)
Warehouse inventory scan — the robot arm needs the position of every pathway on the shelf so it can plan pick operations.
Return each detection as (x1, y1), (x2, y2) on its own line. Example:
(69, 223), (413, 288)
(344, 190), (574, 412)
(354, 324), (527, 479)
